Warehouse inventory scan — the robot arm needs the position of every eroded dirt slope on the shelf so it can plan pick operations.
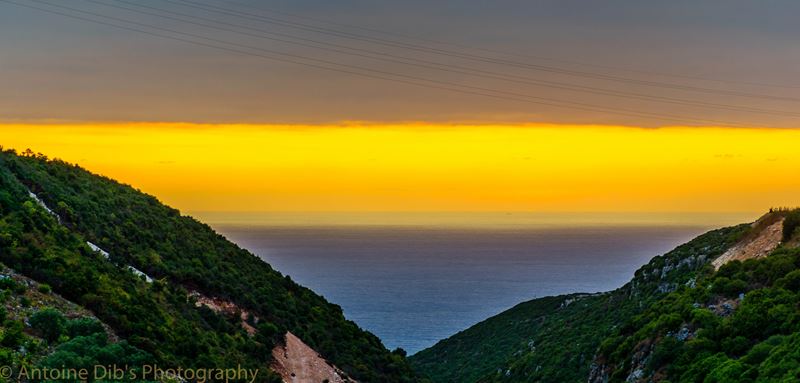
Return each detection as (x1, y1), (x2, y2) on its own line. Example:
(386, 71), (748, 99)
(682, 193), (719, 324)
(712, 216), (784, 269)
(271, 332), (356, 383)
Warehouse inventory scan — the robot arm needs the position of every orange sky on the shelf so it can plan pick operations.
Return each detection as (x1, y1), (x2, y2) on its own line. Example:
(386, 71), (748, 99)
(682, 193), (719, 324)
(1, 123), (798, 214)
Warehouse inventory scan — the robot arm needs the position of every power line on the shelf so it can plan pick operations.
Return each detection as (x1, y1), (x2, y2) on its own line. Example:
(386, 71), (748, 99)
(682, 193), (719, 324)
(167, 0), (800, 102)
(83, 0), (800, 118)
(214, 0), (800, 90)
(3, 0), (751, 126)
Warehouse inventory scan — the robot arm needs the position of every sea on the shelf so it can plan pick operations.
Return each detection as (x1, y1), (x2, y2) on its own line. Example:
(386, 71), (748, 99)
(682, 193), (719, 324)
(197, 212), (754, 354)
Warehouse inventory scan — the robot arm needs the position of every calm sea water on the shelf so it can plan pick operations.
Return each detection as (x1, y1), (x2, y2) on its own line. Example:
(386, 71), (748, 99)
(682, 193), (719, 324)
(202, 213), (751, 354)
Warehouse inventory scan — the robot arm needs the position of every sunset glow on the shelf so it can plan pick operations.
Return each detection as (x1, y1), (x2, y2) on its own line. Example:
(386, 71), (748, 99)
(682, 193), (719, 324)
(2, 123), (797, 214)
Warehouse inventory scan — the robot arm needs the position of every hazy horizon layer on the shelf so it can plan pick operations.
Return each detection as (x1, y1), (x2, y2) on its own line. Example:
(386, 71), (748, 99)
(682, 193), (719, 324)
(194, 211), (758, 228)
(202, 212), (749, 353)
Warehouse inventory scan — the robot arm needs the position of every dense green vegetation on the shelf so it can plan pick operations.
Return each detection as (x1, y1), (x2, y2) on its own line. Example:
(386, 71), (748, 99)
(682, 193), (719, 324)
(31, 308), (154, 380)
(0, 262), (151, 382)
(0, 148), (420, 382)
(411, 224), (748, 382)
(410, 293), (616, 382)
(594, 230), (800, 382)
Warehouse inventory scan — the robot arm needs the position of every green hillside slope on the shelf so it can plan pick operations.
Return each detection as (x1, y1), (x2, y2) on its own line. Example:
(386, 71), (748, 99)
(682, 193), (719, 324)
(0, 262), (152, 379)
(410, 220), (749, 382)
(413, 210), (800, 383)
(590, 211), (800, 382)
(0, 148), (419, 382)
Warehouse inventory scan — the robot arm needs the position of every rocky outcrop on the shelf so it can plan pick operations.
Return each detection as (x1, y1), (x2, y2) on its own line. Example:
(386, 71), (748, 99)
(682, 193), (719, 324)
(624, 340), (654, 383)
(587, 359), (610, 383)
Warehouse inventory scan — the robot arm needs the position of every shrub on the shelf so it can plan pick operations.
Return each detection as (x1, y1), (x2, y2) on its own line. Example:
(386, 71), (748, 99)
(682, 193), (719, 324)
(721, 336), (750, 357)
(776, 270), (800, 292)
(711, 277), (747, 297)
(256, 322), (281, 344)
(783, 210), (800, 242)
(65, 317), (106, 338)
(1, 320), (25, 347)
(648, 336), (680, 371)
(29, 308), (67, 343)
(38, 283), (51, 294)
(0, 277), (23, 294)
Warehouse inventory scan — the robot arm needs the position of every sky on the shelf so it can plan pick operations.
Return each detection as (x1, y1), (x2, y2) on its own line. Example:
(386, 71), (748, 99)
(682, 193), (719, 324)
(1, 123), (798, 216)
(1, 0), (799, 126)
(1, 1), (799, 216)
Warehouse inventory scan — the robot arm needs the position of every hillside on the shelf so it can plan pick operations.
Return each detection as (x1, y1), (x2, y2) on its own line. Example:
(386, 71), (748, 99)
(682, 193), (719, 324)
(412, 210), (800, 382)
(0, 261), (150, 376)
(590, 209), (800, 382)
(0, 148), (419, 382)
(410, 223), (748, 382)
